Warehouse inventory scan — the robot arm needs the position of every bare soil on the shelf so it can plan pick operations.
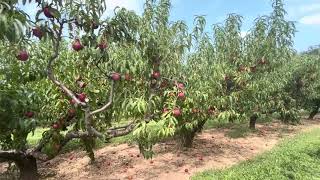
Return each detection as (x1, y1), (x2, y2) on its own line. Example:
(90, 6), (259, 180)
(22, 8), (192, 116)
(2, 117), (320, 180)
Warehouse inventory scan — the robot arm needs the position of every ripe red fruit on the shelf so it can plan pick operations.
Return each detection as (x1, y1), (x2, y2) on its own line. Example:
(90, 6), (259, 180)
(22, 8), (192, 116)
(98, 42), (107, 50)
(152, 71), (160, 79)
(52, 123), (60, 129)
(77, 93), (86, 102)
(177, 92), (185, 100)
(70, 99), (76, 105)
(72, 39), (83, 51)
(16, 50), (29, 61)
(111, 73), (121, 81)
(43, 7), (54, 18)
(32, 27), (43, 39)
(25, 111), (34, 118)
(173, 108), (182, 117)
(184, 169), (189, 173)
(177, 83), (185, 89)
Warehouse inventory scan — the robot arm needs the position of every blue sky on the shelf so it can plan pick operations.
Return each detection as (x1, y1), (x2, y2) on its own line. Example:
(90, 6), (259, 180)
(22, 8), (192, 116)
(20, 0), (320, 52)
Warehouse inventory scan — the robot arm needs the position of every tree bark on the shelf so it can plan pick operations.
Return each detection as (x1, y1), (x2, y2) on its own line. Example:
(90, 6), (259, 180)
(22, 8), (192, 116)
(249, 114), (258, 130)
(308, 104), (319, 119)
(0, 151), (38, 180)
(180, 131), (196, 148)
(180, 120), (206, 148)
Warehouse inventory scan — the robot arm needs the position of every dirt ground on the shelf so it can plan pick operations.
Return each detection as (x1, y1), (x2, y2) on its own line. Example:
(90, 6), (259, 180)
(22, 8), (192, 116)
(1, 117), (320, 180)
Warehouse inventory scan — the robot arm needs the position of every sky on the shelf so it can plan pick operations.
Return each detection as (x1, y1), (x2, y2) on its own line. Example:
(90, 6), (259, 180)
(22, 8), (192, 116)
(19, 0), (320, 52)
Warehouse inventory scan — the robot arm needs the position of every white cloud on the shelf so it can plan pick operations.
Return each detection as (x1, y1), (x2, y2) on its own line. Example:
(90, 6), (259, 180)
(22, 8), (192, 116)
(300, 13), (320, 25)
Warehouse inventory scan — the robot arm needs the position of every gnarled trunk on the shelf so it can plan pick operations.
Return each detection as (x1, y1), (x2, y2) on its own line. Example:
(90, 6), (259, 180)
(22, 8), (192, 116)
(0, 151), (38, 180)
(249, 114), (258, 130)
(180, 130), (196, 148)
(308, 104), (319, 120)
(180, 120), (206, 148)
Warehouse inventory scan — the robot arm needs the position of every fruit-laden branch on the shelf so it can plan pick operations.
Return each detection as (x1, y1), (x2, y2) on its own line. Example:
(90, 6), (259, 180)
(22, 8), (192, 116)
(29, 131), (93, 162)
(52, 121), (136, 155)
(90, 80), (115, 115)
(46, 19), (86, 107)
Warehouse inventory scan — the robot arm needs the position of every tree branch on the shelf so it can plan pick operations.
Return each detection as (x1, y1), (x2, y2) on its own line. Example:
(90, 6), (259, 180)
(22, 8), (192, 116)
(0, 150), (23, 161)
(106, 122), (136, 138)
(46, 20), (86, 107)
(90, 80), (115, 115)
(108, 120), (135, 130)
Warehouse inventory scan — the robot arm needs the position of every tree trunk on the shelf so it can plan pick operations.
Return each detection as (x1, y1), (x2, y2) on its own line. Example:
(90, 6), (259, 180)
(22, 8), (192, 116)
(16, 155), (38, 180)
(180, 131), (196, 148)
(308, 105), (319, 119)
(180, 120), (206, 148)
(249, 114), (258, 130)
(0, 151), (38, 180)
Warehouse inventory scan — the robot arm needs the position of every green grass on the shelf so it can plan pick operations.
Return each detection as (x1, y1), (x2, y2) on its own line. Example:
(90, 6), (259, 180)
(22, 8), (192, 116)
(226, 125), (253, 139)
(192, 128), (320, 180)
(27, 127), (49, 146)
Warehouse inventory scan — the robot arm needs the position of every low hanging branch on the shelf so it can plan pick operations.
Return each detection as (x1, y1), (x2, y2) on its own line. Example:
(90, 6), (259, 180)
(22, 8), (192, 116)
(35, 15), (135, 159)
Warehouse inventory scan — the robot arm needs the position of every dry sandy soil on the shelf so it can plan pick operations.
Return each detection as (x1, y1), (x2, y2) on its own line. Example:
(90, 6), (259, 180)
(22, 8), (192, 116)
(1, 117), (320, 180)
